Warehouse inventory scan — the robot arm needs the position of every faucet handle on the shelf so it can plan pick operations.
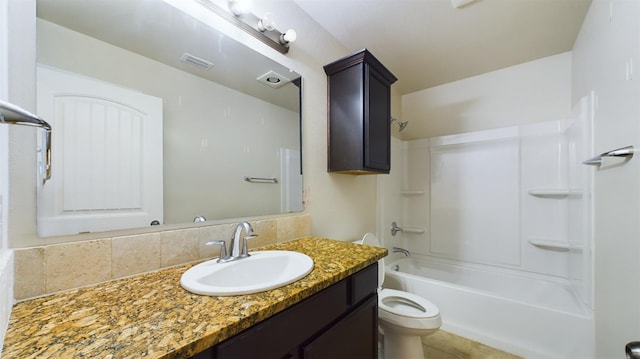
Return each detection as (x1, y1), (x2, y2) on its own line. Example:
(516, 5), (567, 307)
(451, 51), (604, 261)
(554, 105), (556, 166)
(239, 234), (259, 258)
(206, 240), (229, 262)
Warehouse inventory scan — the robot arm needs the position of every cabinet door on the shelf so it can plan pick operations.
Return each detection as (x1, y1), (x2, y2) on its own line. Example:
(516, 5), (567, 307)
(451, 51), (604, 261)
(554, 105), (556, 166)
(364, 65), (391, 172)
(327, 63), (365, 172)
(302, 295), (378, 359)
(212, 281), (348, 359)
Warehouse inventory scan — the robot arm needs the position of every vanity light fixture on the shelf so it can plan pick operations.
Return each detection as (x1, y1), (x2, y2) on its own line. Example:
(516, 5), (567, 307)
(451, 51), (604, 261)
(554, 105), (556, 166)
(197, 0), (296, 54)
(280, 29), (297, 45)
(228, 0), (249, 16)
(257, 12), (277, 32)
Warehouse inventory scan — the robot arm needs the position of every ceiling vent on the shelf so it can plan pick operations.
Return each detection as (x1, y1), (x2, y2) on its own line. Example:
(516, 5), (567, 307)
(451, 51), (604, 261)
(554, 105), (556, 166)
(180, 53), (214, 70)
(256, 70), (291, 88)
(451, 0), (476, 8)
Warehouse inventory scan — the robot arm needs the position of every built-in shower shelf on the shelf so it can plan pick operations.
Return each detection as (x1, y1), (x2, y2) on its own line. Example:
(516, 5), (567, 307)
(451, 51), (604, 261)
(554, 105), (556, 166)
(400, 190), (425, 196)
(527, 189), (583, 198)
(528, 238), (570, 251)
(403, 226), (426, 234)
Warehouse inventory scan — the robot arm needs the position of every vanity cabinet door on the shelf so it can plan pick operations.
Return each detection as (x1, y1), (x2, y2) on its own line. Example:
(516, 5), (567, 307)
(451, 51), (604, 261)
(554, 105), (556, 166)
(212, 280), (348, 359)
(324, 49), (397, 174)
(302, 295), (378, 359)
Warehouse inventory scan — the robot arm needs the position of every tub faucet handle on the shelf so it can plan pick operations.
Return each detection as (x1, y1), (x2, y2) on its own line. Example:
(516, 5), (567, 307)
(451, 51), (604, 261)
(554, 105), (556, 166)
(391, 221), (404, 236)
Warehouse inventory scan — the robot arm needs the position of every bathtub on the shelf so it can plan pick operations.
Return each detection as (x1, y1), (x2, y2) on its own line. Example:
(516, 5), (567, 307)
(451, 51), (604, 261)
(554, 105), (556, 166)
(383, 256), (594, 358)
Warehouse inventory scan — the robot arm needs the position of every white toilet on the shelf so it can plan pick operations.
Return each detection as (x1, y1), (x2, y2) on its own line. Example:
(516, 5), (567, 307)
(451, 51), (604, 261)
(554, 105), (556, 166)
(360, 233), (442, 359)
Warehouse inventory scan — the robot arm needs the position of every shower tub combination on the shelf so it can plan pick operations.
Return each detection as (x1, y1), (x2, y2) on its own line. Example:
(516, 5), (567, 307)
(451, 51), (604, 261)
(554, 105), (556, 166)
(383, 256), (593, 358)
(378, 96), (596, 357)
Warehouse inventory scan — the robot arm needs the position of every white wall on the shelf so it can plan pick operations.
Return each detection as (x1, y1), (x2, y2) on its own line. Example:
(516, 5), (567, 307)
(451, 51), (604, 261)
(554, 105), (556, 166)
(0, 0), (14, 352)
(402, 52), (572, 139)
(571, 0), (640, 356)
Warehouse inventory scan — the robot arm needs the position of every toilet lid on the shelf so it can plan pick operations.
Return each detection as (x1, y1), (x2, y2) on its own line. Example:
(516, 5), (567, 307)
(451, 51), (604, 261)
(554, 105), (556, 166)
(361, 233), (385, 288)
(378, 288), (440, 319)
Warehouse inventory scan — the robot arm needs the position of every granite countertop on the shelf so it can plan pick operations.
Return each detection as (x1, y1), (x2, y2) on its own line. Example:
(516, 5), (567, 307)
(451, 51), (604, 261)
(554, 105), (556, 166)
(2, 237), (387, 358)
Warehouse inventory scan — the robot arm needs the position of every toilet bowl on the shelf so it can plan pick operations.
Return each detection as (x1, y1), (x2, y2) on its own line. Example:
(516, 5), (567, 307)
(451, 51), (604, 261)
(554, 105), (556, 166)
(360, 233), (442, 359)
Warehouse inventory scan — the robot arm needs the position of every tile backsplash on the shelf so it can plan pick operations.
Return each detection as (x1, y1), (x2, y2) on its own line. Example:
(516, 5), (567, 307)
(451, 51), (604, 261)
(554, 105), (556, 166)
(13, 214), (311, 300)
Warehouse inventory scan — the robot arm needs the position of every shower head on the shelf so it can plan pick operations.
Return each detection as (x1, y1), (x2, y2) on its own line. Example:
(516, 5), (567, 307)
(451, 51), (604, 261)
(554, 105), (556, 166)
(391, 118), (409, 132)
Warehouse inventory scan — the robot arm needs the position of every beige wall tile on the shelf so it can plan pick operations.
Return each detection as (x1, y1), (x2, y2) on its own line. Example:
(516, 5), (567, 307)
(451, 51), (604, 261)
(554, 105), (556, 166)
(160, 228), (199, 267)
(45, 240), (111, 293)
(277, 214), (311, 243)
(14, 215), (313, 297)
(14, 247), (45, 300)
(249, 219), (277, 249)
(112, 233), (161, 279)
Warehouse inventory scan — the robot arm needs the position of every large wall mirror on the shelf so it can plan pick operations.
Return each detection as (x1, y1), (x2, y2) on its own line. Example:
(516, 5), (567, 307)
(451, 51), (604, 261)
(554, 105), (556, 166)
(35, 0), (302, 237)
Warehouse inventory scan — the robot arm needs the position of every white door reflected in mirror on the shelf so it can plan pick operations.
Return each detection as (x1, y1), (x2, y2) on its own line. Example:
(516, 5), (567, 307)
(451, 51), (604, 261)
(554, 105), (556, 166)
(37, 65), (163, 237)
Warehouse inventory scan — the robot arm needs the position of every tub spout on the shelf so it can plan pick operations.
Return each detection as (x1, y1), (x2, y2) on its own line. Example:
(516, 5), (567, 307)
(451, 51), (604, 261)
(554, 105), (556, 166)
(392, 247), (410, 256)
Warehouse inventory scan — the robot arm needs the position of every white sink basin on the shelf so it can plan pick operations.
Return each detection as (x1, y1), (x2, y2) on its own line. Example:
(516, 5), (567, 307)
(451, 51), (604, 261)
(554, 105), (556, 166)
(180, 250), (314, 296)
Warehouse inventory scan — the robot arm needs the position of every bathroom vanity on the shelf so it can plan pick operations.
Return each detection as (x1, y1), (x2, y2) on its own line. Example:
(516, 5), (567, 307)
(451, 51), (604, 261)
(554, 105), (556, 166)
(1, 237), (386, 358)
(198, 262), (379, 358)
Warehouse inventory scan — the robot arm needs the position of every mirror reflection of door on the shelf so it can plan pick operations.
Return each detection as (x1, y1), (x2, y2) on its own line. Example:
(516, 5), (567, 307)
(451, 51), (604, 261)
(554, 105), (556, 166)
(37, 65), (163, 237)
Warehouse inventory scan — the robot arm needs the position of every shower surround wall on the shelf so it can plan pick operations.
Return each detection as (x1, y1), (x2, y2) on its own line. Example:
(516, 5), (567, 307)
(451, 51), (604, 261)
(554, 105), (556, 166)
(395, 113), (593, 293)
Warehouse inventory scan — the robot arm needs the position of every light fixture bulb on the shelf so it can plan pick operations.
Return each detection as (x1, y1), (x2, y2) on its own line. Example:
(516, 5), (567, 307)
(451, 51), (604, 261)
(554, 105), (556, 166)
(257, 12), (277, 32)
(280, 29), (297, 44)
(228, 0), (250, 16)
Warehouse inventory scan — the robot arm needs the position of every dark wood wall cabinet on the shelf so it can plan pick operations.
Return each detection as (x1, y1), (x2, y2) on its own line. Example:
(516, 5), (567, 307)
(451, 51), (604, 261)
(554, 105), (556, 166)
(193, 263), (379, 359)
(324, 49), (397, 174)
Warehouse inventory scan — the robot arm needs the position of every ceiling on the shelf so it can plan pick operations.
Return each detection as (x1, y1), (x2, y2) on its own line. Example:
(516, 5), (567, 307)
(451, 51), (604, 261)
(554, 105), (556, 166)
(294, 0), (592, 95)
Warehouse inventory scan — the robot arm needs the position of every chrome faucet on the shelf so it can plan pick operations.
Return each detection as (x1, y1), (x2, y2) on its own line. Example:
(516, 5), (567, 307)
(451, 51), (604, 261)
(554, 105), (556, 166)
(229, 222), (257, 259)
(392, 247), (410, 256)
(205, 222), (258, 263)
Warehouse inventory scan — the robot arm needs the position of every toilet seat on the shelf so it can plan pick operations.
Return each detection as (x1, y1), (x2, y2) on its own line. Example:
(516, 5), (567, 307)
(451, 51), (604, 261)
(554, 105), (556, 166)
(378, 288), (442, 331)
(379, 288), (440, 319)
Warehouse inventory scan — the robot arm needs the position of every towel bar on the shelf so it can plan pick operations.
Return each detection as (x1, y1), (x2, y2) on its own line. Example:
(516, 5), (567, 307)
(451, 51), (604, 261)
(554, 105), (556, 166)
(583, 145), (634, 167)
(0, 100), (52, 184)
(244, 176), (278, 183)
